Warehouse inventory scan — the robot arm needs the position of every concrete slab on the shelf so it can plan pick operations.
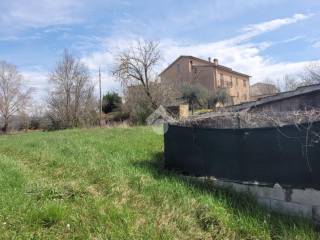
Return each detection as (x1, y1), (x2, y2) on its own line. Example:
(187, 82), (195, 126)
(291, 189), (320, 206)
(248, 185), (286, 201)
(270, 199), (313, 218)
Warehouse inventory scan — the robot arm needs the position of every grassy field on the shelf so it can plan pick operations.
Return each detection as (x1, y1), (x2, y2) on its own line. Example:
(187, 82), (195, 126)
(0, 127), (318, 239)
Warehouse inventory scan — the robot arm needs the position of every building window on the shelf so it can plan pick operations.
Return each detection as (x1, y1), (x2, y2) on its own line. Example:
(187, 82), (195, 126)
(236, 78), (238, 86)
(177, 64), (180, 72)
(243, 79), (247, 87)
(243, 94), (247, 101)
(220, 73), (224, 86)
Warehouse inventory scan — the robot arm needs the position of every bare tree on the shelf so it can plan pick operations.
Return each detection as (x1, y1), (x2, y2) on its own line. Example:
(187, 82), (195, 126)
(282, 74), (302, 91)
(47, 50), (97, 129)
(280, 64), (320, 92)
(305, 63), (320, 84)
(0, 61), (32, 133)
(112, 40), (161, 108)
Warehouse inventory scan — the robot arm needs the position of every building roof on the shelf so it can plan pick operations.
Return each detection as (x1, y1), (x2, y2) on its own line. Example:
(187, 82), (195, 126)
(159, 55), (251, 78)
(226, 83), (320, 112)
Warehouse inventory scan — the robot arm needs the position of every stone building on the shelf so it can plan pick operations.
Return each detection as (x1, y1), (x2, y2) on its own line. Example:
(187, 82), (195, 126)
(159, 56), (251, 105)
(250, 82), (279, 101)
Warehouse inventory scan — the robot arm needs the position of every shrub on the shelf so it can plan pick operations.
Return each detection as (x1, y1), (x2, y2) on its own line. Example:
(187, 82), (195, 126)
(129, 97), (154, 124)
(105, 111), (130, 123)
(29, 117), (41, 130)
(102, 92), (122, 114)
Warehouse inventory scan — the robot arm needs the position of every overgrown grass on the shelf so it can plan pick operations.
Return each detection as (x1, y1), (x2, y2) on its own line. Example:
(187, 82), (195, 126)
(0, 127), (318, 239)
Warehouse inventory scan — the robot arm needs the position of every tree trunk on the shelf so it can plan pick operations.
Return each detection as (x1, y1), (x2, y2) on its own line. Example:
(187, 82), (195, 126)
(144, 88), (158, 109)
(1, 121), (8, 133)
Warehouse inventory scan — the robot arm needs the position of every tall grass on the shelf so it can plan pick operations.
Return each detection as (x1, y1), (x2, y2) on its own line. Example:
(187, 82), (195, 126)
(0, 127), (318, 239)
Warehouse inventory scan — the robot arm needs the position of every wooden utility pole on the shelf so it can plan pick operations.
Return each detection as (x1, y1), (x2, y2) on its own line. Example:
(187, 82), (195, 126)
(99, 67), (102, 127)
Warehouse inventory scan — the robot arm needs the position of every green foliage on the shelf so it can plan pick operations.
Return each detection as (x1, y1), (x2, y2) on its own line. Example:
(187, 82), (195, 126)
(198, 87), (233, 109)
(102, 91), (122, 114)
(181, 83), (202, 105)
(180, 83), (206, 113)
(0, 128), (318, 239)
(181, 84), (233, 112)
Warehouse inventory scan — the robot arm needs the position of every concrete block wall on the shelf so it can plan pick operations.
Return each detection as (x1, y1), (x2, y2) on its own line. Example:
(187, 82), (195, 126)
(203, 178), (320, 223)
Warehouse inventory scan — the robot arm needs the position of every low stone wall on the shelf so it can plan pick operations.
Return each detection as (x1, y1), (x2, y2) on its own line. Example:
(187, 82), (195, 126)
(206, 178), (320, 224)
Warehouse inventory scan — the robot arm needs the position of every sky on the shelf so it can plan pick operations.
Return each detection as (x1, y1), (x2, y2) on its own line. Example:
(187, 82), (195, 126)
(1, 0), (320, 102)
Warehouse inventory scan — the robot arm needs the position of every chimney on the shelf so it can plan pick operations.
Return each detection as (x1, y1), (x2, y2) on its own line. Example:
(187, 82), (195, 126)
(208, 57), (211, 63)
(213, 58), (218, 66)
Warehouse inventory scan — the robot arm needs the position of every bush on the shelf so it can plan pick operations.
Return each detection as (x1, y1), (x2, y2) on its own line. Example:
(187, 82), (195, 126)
(123, 94), (154, 125)
(29, 117), (41, 130)
(102, 92), (122, 114)
(105, 111), (130, 123)
(129, 97), (154, 125)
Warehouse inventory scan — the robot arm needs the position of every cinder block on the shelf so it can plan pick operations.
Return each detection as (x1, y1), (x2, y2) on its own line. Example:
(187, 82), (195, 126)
(248, 185), (286, 201)
(270, 199), (313, 219)
(291, 189), (320, 206)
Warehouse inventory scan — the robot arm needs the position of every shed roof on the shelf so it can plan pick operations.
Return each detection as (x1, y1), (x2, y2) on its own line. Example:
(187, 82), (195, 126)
(227, 83), (320, 112)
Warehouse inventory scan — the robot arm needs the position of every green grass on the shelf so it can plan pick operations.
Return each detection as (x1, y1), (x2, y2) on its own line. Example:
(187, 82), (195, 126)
(0, 127), (318, 239)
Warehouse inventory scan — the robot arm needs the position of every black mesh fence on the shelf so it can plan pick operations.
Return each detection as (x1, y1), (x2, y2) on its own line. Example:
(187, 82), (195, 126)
(164, 122), (320, 190)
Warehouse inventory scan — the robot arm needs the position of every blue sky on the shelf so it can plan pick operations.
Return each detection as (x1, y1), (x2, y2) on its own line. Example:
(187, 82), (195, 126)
(1, 0), (320, 101)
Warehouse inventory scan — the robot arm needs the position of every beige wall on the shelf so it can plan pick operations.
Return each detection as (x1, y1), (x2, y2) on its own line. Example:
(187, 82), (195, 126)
(191, 65), (215, 90)
(160, 57), (192, 84)
(215, 68), (250, 104)
(160, 56), (250, 105)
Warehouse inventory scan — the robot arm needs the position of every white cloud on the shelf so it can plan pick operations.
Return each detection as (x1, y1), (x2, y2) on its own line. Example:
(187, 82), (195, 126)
(231, 13), (311, 44)
(0, 0), (85, 32)
(242, 14), (309, 33)
(82, 13), (315, 90)
(312, 41), (320, 48)
(158, 38), (317, 84)
(81, 37), (134, 95)
(21, 67), (48, 102)
(17, 13), (317, 102)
